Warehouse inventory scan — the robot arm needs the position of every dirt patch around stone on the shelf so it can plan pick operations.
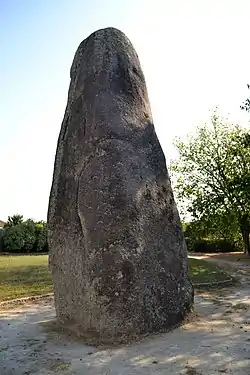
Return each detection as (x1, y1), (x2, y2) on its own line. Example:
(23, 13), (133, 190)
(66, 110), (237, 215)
(1, 275), (249, 375)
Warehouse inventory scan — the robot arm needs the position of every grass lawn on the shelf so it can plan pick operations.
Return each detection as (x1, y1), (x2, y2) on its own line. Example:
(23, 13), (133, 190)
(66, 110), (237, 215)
(0, 255), (230, 302)
(0, 255), (52, 302)
(188, 258), (230, 284)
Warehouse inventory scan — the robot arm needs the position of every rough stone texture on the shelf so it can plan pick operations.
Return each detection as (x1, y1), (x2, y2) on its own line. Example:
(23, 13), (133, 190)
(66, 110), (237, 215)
(48, 27), (193, 344)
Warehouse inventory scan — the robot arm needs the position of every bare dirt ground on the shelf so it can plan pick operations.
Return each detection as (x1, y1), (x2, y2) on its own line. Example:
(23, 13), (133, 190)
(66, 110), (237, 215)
(0, 256), (249, 375)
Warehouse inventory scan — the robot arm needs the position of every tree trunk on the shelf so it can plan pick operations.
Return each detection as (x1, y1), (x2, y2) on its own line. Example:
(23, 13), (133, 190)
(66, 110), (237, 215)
(241, 227), (250, 255)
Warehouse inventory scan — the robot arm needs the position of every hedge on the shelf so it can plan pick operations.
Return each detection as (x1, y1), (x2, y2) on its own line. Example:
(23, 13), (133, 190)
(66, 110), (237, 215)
(186, 238), (238, 253)
(2, 221), (48, 253)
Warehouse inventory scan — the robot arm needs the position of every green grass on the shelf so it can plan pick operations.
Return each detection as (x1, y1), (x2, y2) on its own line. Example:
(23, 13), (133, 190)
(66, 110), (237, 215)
(188, 258), (230, 284)
(0, 254), (52, 301)
(0, 255), (229, 302)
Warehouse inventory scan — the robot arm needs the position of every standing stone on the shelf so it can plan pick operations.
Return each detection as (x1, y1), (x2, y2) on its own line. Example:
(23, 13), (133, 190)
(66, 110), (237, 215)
(48, 27), (193, 344)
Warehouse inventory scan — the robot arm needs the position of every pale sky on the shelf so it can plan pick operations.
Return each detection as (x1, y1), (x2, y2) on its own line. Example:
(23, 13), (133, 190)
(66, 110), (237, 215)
(1, 0), (250, 221)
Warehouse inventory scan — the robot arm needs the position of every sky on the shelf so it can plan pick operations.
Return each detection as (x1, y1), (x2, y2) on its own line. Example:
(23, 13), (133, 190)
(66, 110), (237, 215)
(1, 0), (250, 221)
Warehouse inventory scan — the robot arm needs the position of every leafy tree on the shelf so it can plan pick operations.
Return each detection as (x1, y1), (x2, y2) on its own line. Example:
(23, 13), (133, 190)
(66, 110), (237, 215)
(170, 111), (250, 254)
(4, 214), (24, 228)
(183, 214), (242, 253)
(22, 219), (37, 251)
(35, 221), (48, 251)
(3, 224), (26, 252)
(3, 218), (47, 252)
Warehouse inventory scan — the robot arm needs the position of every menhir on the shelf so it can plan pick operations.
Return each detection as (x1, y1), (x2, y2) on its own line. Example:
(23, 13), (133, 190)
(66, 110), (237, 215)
(48, 27), (193, 345)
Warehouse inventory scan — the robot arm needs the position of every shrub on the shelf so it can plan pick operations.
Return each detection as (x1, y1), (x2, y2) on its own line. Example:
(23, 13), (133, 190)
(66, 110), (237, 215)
(3, 224), (26, 252)
(186, 238), (238, 253)
(23, 220), (37, 251)
(2, 219), (47, 253)
(183, 217), (244, 253)
(35, 222), (48, 252)
(4, 214), (24, 228)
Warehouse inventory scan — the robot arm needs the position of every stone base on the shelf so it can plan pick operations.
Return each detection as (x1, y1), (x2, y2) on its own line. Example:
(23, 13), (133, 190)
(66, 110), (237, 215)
(54, 287), (194, 346)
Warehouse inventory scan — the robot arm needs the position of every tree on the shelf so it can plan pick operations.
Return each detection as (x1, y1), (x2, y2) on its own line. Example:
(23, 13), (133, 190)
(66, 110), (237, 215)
(170, 110), (250, 254)
(35, 221), (48, 251)
(3, 224), (26, 252)
(2, 218), (46, 253)
(4, 214), (23, 228)
(22, 219), (36, 251)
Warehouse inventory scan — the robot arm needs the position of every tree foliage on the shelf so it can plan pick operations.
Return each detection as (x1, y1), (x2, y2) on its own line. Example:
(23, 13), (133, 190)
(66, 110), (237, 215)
(3, 217), (47, 253)
(4, 214), (24, 228)
(22, 219), (37, 251)
(3, 225), (26, 252)
(170, 111), (250, 254)
(183, 216), (241, 253)
(35, 221), (48, 251)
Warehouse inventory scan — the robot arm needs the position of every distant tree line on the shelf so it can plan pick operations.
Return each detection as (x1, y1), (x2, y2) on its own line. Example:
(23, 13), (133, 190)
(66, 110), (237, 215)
(2, 214), (48, 253)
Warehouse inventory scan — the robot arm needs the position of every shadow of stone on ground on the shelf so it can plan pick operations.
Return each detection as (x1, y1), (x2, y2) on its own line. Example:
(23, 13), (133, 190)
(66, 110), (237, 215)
(0, 279), (249, 375)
